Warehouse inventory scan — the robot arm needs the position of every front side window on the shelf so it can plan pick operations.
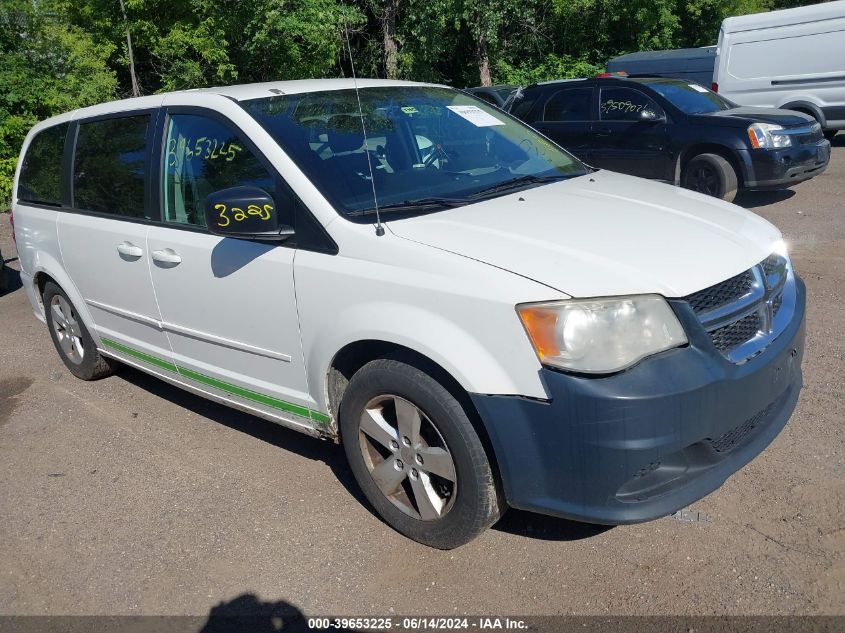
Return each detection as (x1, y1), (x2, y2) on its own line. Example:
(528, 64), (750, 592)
(543, 88), (594, 122)
(643, 80), (732, 115)
(600, 87), (663, 122)
(162, 114), (276, 227)
(245, 86), (588, 219)
(17, 123), (69, 206)
(73, 115), (149, 218)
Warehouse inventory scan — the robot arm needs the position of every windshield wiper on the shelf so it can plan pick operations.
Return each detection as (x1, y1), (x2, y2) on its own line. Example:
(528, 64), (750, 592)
(469, 173), (574, 199)
(348, 197), (469, 217)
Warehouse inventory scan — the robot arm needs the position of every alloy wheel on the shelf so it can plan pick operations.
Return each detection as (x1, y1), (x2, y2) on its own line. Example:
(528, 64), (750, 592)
(688, 164), (718, 196)
(50, 295), (85, 364)
(358, 394), (457, 521)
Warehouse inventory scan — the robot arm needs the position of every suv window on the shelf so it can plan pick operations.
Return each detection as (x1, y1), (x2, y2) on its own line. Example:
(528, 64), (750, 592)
(599, 87), (663, 122)
(73, 115), (150, 218)
(543, 88), (593, 122)
(162, 113), (277, 227)
(17, 123), (69, 206)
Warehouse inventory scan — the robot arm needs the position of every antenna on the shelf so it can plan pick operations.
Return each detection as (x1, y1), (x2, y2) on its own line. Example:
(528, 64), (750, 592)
(340, 4), (385, 236)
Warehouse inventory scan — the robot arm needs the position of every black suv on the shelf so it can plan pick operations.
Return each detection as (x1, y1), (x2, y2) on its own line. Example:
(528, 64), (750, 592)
(506, 76), (831, 201)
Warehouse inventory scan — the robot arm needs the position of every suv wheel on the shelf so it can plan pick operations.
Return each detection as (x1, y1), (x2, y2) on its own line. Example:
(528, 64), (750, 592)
(682, 153), (738, 202)
(339, 356), (503, 549)
(43, 281), (116, 380)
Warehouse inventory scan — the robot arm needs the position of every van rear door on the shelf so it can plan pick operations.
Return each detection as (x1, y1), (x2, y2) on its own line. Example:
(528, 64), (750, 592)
(58, 110), (174, 370)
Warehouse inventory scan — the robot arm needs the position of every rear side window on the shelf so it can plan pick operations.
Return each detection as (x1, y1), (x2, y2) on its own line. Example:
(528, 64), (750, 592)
(17, 123), (69, 206)
(73, 115), (150, 218)
(600, 87), (663, 122)
(162, 113), (278, 227)
(543, 88), (594, 122)
(510, 93), (539, 121)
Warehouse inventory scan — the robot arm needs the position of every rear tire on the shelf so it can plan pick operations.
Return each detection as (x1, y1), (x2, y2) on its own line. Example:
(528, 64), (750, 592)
(682, 153), (738, 202)
(43, 282), (116, 380)
(339, 356), (503, 549)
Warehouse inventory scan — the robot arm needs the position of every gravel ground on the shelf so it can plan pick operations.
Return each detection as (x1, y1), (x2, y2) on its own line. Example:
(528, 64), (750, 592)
(0, 140), (842, 619)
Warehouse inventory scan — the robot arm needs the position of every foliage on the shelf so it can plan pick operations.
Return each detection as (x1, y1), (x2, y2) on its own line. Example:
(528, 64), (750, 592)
(0, 0), (823, 205)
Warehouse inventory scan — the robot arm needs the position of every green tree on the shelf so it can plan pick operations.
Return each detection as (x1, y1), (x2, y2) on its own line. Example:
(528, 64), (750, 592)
(0, 0), (117, 206)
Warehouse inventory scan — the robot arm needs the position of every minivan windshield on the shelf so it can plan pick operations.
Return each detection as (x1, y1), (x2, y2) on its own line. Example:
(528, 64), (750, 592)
(244, 86), (588, 218)
(641, 80), (733, 115)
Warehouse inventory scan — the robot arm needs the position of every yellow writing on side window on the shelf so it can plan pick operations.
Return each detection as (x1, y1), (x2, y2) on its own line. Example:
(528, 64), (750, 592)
(215, 203), (273, 228)
(167, 136), (244, 167)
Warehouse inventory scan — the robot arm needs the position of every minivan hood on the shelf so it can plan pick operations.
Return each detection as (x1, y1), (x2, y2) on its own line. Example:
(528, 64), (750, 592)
(694, 106), (813, 128)
(388, 171), (781, 298)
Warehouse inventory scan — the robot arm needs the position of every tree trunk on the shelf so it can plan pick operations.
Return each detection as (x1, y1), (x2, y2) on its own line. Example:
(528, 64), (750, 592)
(477, 36), (492, 87)
(118, 0), (140, 97)
(382, 0), (400, 79)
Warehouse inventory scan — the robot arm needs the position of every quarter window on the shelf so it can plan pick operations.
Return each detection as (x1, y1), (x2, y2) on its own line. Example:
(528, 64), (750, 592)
(162, 114), (276, 227)
(17, 123), (69, 206)
(599, 87), (663, 122)
(543, 88), (594, 122)
(73, 115), (150, 218)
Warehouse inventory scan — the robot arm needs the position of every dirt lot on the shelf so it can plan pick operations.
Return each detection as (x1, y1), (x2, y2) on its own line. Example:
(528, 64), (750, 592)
(0, 141), (843, 619)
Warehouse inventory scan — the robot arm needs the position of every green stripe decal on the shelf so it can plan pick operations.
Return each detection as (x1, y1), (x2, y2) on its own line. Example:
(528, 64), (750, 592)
(101, 337), (179, 373)
(176, 366), (312, 418)
(100, 337), (330, 424)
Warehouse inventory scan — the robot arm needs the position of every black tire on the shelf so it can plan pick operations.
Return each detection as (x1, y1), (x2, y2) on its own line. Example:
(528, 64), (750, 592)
(682, 153), (738, 202)
(43, 281), (116, 380)
(824, 130), (838, 140)
(339, 356), (504, 549)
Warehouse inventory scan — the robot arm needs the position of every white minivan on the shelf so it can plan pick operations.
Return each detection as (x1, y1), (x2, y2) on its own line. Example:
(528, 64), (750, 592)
(12, 80), (805, 548)
(713, 1), (845, 138)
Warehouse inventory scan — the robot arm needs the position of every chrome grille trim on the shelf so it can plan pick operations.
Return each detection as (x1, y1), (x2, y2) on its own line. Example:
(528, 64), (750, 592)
(684, 254), (794, 363)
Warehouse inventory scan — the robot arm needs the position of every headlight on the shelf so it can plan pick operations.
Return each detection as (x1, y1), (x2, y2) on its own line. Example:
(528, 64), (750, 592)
(747, 123), (792, 148)
(517, 295), (687, 374)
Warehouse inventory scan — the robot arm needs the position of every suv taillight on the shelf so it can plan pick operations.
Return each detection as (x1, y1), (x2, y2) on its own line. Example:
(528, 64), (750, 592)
(711, 82), (718, 93)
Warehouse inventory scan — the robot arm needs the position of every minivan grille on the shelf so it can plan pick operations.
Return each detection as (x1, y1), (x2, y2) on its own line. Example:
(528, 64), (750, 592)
(709, 312), (761, 354)
(685, 270), (754, 315)
(683, 254), (791, 362)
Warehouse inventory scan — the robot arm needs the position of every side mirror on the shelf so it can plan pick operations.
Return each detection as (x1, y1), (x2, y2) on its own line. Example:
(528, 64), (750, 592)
(204, 186), (294, 241)
(641, 109), (666, 123)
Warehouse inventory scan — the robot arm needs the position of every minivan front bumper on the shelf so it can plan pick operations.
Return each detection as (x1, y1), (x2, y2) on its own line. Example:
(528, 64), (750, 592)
(470, 277), (805, 524)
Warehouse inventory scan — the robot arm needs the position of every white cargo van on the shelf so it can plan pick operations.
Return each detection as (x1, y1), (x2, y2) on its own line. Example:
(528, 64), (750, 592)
(12, 80), (805, 548)
(713, 1), (845, 138)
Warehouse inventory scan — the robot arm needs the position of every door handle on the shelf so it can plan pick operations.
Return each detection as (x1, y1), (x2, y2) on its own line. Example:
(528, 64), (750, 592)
(151, 248), (182, 265)
(117, 242), (143, 258)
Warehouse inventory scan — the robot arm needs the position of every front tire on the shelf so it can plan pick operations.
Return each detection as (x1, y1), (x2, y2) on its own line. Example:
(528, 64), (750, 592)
(339, 357), (503, 549)
(682, 153), (738, 202)
(43, 282), (116, 380)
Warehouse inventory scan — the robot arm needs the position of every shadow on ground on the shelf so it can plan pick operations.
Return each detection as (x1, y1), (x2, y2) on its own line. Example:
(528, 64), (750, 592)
(493, 509), (612, 541)
(735, 189), (795, 209)
(116, 363), (368, 506)
(117, 364), (611, 545)
(199, 593), (354, 632)
(0, 260), (23, 295)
